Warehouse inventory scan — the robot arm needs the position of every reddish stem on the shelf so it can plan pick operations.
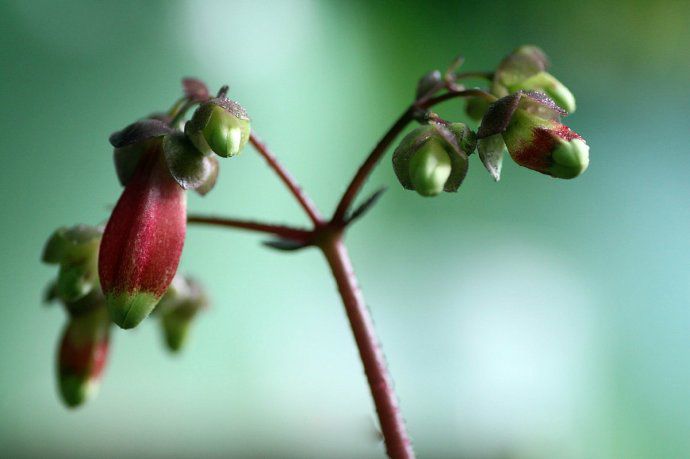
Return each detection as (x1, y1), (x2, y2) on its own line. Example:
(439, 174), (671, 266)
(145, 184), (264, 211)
(187, 215), (311, 242)
(250, 133), (324, 226)
(321, 235), (414, 459)
(332, 88), (492, 223)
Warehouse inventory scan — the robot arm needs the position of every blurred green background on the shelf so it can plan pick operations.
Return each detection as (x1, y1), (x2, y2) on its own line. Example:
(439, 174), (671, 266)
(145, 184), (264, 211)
(1, 0), (689, 457)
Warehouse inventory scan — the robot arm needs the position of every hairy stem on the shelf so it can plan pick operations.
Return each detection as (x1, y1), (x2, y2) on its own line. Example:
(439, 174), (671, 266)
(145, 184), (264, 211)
(321, 235), (414, 459)
(250, 133), (324, 226)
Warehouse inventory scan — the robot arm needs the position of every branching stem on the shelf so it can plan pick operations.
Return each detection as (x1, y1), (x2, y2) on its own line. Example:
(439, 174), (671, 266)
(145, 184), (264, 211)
(188, 81), (493, 459)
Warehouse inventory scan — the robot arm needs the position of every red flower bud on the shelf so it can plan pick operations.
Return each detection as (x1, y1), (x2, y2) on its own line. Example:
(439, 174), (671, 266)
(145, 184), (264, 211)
(99, 142), (187, 329)
(502, 109), (589, 179)
(57, 307), (110, 408)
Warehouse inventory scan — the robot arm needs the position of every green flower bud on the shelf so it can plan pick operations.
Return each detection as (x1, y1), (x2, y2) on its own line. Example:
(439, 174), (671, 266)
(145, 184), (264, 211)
(161, 305), (196, 352)
(42, 225), (102, 303)
(408, 139), (452, 197)
(465, 96), (491, 122)
(392, 123), (475, 196)
(492, 45), (576, 113)
(186, 98), (250, 158)
(507, 72), (576, 114)
(155, 275), (208, 353)
(550, 138), (589, 179)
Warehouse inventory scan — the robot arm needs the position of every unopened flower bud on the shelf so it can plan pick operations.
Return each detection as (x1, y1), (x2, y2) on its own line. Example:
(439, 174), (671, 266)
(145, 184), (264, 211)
(408, 138), (452, 197)
(42, 225), (102, 303)
(393, 123), (475, 197)
(492, 45), (576, 113)
(99, 142), (186, 329)
(506, 72), (576, 114)
(502, 109), (589, 179)
(186, 98), (250, 158)
(57, 307), (110, 408)
(155, 276), (208, 352)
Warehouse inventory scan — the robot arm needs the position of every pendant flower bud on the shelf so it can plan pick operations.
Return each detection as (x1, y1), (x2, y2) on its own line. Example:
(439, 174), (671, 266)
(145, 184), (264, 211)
(186, 97), (251, 158)
(57, 306), (110, 408)
(42, 225), (102, 303)
(154, 275), (208, 352)
(99, 141), (187, 329)
(501, 109), (589, 179)
(393, 123), (476, 197)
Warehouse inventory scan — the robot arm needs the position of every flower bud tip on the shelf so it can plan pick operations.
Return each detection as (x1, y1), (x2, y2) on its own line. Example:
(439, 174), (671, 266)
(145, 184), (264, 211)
(106, 292), (159, 330)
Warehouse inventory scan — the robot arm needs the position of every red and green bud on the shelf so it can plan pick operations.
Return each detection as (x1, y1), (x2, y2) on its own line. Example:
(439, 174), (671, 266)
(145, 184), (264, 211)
(99, 141), (187, 329)
(502, 109), (589, 179)
(393, 123), (476, 197)
(57, 306), (110, 408)
(186, 97), (251, 158)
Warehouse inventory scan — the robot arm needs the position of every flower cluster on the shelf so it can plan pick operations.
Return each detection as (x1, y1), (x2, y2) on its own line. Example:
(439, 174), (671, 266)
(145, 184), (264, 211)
(394, 45), (589, 195)
(41, 79), (245, 407)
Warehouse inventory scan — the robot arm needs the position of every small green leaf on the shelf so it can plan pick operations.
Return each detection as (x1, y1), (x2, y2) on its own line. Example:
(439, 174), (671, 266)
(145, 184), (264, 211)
(477, 134), (505, 182)
(162, 133), (215, 191)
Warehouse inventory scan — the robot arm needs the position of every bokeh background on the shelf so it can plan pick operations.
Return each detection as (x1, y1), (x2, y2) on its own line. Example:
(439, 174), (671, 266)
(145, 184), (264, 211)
(1, 0), (689, 457)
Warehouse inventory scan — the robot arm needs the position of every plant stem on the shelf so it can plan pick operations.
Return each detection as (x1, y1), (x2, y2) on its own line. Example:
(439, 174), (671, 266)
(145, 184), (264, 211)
(321, 234), (414, 459)
(187, 215), (311, 241)
(249, 133), (324, 226)
(332, 88), (492, 223)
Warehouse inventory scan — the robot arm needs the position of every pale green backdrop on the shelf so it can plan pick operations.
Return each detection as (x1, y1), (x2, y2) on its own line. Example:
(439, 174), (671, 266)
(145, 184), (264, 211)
(1, 0), (689, 458)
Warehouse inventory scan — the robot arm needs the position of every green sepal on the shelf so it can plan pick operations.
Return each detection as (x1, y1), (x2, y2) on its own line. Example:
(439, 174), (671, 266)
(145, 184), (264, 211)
(477, 134), (505, 182)
(194, 155), (219, 196)
(162, 132), (218, 191)
(106, 291), (160, 330)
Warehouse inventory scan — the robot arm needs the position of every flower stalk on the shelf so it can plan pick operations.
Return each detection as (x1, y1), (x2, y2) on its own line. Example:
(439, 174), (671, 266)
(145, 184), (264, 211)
(42, 47), (588, 459)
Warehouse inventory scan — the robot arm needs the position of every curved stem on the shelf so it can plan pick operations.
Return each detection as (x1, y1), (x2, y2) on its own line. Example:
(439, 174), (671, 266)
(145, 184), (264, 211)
(332, 88), (492, 223)
(321, 235), (414, 459)
(250, 133), (324, 226)
(187, 215), (311, 241)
